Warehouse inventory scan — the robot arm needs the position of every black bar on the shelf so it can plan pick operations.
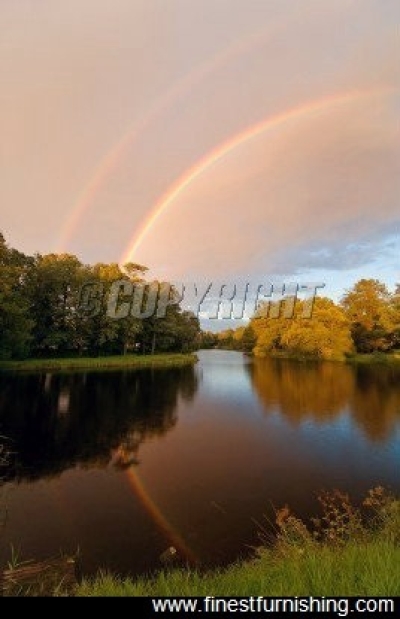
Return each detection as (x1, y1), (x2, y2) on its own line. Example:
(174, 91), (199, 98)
(145, 596), (398, 616)
(1, 595), (398, 615)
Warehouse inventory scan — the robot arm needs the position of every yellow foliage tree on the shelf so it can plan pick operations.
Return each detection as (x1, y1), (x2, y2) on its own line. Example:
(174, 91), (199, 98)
(252, 297), (353, 360)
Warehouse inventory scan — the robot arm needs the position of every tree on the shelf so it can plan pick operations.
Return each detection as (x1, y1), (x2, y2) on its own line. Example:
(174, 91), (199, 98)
(253, 297), (353, 360)
(252, 304), (289, 356)
(140, 301), (200, 354)
(0, 233), (34, 359)
(173, 310), (201, 352)
(198, 331), (218, 349)
(217, 325), (257, 352)
(28, 253), (84, 354)
(241, 325), (257, 353)
(341, 279), (395, 352)
(96, 262), (146, 356)
(216, 329), (235, 349)
(387, 284), (400, 350)
(79, 262), (137, 356)
(281, 298), (353, 359)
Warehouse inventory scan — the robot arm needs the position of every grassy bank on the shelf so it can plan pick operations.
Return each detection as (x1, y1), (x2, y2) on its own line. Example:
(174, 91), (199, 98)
(3, 489), (399, 596)
(346, 351), (400, 365)
(0, 353), (198, 372)
(77, 540), (400, 597)
(77, 489), (400, 597)
(253, 350), (400, 365)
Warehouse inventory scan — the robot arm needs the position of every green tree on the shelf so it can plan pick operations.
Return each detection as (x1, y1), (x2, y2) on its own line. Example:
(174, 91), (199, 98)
(198, 331), (218, 349)
(116, 263), (148, 355)
(140, 300), (200, 354)
(173, 310), (201, 352)
(81, 262), (132, 355)
(216, 329), (235, 349)
(241, 325), (257, 353)
(0, 233), (34, 359)
(28, 253), (83, 354)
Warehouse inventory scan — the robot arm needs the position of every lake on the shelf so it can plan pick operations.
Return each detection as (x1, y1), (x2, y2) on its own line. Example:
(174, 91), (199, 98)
(0, 350), (399, 576)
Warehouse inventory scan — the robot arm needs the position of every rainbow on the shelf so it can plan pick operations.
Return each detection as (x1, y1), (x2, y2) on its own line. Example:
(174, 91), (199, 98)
(125, 467), (197, 564)
(55, 2), (314, 253)
(121, 86), (393, 264)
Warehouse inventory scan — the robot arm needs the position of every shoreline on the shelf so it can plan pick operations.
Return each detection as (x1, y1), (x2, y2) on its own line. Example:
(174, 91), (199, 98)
(3, 494), (398, 596)
(76, 539), (400, 597)
(0, 353), (198, 372)
(214, 348), (400, 365)
(78, 489), (400, 597)
(250, 351), (400, 365)
(2, 350), (399, 372)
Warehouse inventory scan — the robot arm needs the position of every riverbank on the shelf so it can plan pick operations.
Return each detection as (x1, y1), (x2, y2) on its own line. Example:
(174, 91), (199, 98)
(251, 350), (400, 364)
(77, 490), (400, 597)
(346, 352), (400, 365)
(0, 353), (198, 372)
(3, 489), (399, 596)
(77, 539), (400, 596)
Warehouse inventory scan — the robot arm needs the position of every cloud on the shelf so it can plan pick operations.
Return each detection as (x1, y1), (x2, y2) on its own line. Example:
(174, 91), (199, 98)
(0, 0), (398, 298)
(134, 91), (399, 281)
(271, 227), (400, 275)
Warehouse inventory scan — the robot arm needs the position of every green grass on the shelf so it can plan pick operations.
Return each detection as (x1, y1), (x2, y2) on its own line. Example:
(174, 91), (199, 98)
(346, 351), (400, 365)
(77, 540), (400, 597)
(0, 353), (197, 372)
(4, 490), (398, 596)
(256, 350), (400, 365)
(77, 492), (400, 597)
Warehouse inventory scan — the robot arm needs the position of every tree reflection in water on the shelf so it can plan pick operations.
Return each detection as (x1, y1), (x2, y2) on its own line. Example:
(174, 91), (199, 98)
(0, 366), (198, 481)
(247, 358), (400, 442)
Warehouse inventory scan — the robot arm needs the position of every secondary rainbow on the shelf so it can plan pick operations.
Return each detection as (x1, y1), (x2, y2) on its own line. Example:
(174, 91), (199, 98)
(54, 23), (288, 253)
(55, 3), (313, 253)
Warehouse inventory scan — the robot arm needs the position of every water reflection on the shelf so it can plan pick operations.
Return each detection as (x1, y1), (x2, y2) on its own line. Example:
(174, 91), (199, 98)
(0, 366), (198, 481)
(247, 358), (400, 441)
(0, 352), (399, 577)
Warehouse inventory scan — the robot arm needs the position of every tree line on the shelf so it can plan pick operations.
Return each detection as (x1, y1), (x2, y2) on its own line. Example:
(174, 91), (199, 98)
(0, 233), (200, 359)
(204, 279), (400, 360)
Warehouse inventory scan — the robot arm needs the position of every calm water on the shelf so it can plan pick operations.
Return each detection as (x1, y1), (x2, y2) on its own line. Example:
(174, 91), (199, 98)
(0, 350), (399, 575)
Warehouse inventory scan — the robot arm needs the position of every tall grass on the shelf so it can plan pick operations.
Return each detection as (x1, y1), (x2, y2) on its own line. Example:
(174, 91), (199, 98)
(77, 541), (400, 597)
(77, 488), (400, 597)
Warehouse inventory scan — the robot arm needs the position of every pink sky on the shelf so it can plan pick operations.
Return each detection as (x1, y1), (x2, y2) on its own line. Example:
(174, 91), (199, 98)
(0, 0), (399, 298)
